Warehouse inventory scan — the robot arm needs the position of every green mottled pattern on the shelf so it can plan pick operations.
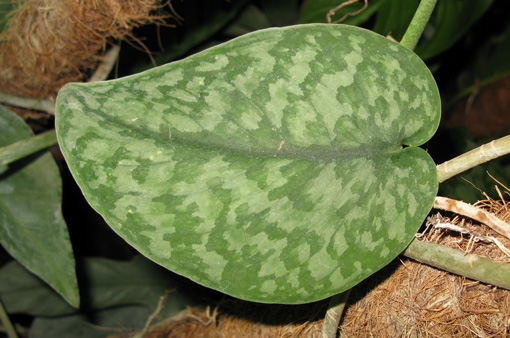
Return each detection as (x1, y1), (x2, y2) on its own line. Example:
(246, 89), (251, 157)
(56, 24), (440, 303)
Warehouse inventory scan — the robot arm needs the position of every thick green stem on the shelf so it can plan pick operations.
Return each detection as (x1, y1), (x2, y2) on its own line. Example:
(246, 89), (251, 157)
(400, 0), (438, 50)
(321, 288), (352, 338)
(0, 298), (18, 338)
(0, 129), (58, 167)
(403, 239), (510, 290)
(436, 134), (510, 183)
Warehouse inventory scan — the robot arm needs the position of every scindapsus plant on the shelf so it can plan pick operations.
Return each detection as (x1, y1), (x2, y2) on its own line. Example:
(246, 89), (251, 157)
(55, 22), (440, 305)
(2, 0), (510, 336)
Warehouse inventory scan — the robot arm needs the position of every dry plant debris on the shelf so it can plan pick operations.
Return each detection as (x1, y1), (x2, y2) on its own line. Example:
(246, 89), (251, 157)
(0, 0), (168, 100)
(127, 300), (327, 338)
(341, 259), (510, 337)
(426, 175), (510, 261)
(340, 179), (510, 337)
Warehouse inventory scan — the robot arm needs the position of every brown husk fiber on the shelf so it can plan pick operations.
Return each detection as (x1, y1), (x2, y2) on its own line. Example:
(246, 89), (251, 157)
(135, 260), (509, 338)
(0, 0), (164, 100)
(132, 191), (510, 338)
(340, 196), (510, 337)
(139, 300), (327, 338)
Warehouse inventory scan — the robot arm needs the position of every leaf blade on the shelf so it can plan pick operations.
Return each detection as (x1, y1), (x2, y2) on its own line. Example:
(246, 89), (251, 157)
(56, 24), (440, 303)
(0, 106), (78, 308)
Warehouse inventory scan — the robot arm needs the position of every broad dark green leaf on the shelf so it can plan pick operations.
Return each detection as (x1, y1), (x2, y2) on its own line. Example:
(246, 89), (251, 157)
(415, 0), (493, 59)
(372, 0), (419, 41)
(223, 4), (272, 37)
(30, 305), (150, 338)
(0, 261), (74, 316)
(224, 0), (300, 37)
(255, 0), (301, 27)
(56, 24), (440, 303)
(0, 256), (191, 317)
(132, 0), (251, 74)
(0, 105), (78, 307)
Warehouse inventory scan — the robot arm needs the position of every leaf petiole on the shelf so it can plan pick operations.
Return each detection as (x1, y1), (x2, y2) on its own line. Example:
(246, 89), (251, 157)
(0, 129), (57, 167)
(0, 297), (18, 338)
(436, 134), (510, 183)
(400, 0), (438, 51)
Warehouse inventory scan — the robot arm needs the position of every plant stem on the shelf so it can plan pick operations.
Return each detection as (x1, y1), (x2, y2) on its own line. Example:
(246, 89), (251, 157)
(436, 134), (510, 183)
(400, 0), (438, 50)
(404, 238), (510, 290)
(434, 196), (510, 240)
(0, 91), (55, 114)
(321, 288), (352, 338)
(0, 298), (18, 338)
(0, 129), (57, 167)
(88, 45), (120, 83)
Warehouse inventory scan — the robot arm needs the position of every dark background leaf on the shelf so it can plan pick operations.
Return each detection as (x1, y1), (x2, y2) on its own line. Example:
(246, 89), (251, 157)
(0, 255), (196, 317)
(415, 0), (493, 59)
(0, 105), (78, 307)
(30, 305), (150, 338)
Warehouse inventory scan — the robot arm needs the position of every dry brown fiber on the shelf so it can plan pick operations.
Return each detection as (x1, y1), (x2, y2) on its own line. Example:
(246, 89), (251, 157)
(135, 258), (509, 338)
(0, 0), (163, 99)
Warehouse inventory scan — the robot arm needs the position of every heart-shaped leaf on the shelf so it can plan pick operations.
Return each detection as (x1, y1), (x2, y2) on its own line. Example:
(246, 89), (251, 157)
(56, 24), (440, 304)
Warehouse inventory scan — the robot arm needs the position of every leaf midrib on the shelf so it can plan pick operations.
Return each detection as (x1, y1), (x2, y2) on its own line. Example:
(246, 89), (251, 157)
(90, 108), (403, 163)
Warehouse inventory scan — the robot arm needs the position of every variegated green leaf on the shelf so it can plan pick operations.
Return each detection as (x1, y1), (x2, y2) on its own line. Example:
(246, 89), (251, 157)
(56, 24), (440, 304)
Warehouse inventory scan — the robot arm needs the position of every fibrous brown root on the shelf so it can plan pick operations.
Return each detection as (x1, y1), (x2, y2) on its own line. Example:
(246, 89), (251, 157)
(0, 0), (167, 100)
